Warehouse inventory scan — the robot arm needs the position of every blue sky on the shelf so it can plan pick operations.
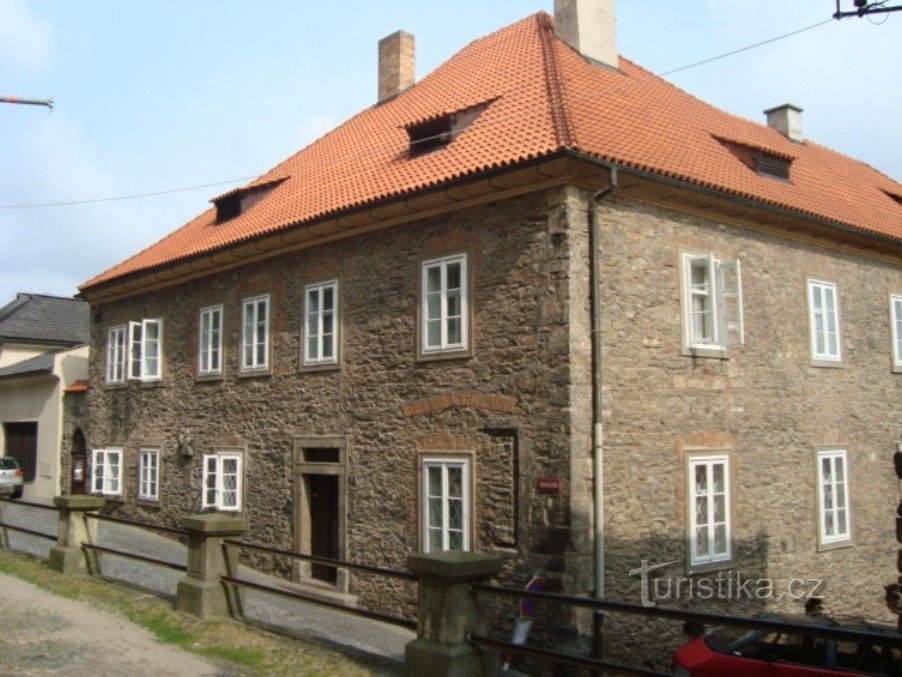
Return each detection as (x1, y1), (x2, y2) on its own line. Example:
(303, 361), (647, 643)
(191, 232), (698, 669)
(0, 1), (899, 302)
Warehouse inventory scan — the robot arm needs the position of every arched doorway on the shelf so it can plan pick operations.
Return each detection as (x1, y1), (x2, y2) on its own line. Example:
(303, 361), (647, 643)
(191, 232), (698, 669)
(71, 428), (87, 494)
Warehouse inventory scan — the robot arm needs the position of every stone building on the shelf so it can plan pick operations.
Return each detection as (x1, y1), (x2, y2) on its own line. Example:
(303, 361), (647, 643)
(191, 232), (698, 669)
(76, 0), (901, 660)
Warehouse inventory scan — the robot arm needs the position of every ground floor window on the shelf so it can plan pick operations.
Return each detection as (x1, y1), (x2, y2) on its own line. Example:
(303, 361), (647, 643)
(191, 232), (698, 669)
(202, 451), (242, 511)
(138, 449), (159, 501)
(688, 454), (731, 567)
(92, 448), (122, 496)
(817, 449), (850, 545)
(422, 457), (470, 553)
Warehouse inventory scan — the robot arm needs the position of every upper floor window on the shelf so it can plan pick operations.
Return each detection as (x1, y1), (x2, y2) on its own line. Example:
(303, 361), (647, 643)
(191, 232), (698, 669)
(241, 295), (269, 372)
(92, 448), (122, 497)
(304, 281), (338, 366)
(817, 449), (850, 545)
(422, 457), (470, 553)
(202, 451), (242, 511)
(198, 305), (223, 376)
(681, 253), (743, 352)
(129, 319), (163, 381)
(891, 294), (902, 371)
(688, 455), (731, 567)
(421, 254), (468, 355)
(807, 279), (841, 363)
(105, 325), (127, 384)
(138, 448), (159, 501)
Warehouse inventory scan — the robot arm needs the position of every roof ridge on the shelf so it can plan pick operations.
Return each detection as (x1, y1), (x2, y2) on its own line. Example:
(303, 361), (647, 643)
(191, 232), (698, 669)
(537, 12), (576, 150)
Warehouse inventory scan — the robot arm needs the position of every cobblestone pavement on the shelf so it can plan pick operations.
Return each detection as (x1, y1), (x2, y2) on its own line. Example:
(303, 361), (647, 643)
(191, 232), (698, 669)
(0, 570), (223, 675)
(0, 501), (412, 666)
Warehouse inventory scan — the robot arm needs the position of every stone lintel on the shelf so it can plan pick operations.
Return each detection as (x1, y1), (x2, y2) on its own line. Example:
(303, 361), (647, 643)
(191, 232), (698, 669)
(53, 495), (106, 511)
(181, 513), (248, 535)
(408, 552), (502, 582)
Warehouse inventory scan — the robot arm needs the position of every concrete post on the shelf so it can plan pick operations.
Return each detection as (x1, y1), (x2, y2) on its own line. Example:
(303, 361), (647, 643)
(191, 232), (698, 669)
(175, 513), (248, 618)
(405, 551), (503, 676)
(49, 495), (105, 575)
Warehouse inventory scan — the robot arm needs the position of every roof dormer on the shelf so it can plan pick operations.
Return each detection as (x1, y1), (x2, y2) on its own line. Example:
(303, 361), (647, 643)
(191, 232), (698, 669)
(210, 177), (287, 224)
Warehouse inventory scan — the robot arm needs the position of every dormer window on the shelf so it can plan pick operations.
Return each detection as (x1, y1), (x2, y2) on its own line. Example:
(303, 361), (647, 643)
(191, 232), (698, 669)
(406, 103), (489, 158)
(211, 177), (287, 224)
(756, 152), (791, 181)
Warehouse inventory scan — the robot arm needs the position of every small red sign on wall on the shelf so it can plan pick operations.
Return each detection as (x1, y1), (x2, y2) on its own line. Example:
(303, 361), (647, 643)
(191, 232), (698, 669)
(536, 477), (562, 494)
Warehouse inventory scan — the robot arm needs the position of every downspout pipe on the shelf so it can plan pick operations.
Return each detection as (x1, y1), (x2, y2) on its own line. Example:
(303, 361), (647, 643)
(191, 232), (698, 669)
(590, 165), (618, 657)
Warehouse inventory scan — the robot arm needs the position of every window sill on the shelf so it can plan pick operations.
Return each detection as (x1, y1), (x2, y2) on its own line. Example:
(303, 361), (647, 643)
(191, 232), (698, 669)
(682, 345), (729, 360)
(300, 361), (341, 374)
(809, 358), (844, 369)
(237, 369), (272, 379)
(139, 380), (165, 388)
(103, 382), (128, 390)
(417, 347), (473, 363)
(817, 538), (853, 553)
(685, 559), (734, 576)
(136, 499), (161, 509)
(195, 373), (224, 383)
(94, 493), (125, 503)
(891, 363), (902, 375)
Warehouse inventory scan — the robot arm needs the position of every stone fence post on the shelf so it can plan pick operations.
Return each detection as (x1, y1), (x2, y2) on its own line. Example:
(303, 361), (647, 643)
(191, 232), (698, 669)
(49, 495), (105, 575)
(175, 513), (248, 618)
(405, 551), (503, 676)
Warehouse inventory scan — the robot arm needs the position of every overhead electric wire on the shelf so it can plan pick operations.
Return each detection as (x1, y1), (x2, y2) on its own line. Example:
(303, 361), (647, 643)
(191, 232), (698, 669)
(0, 17), (835, 211)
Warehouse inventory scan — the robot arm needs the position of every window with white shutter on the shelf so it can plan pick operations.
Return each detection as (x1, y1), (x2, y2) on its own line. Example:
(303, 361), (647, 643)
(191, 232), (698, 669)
(92, 449), (123, 496)
(106, 326), (127, 384)
(241, 295), (269, 371)
(304, 281), (338, 366)
(807, 279), (841, 363)
(127, 318), (163, 381)
(681, 253), (744, 353)
(138, 449), (159, 501)
(891, 294), (902, 371)
(421, 254), (468, 354)
(201, 452), (243, 511)
(422, 457), (470, 553)
(198, 305), (223, 376)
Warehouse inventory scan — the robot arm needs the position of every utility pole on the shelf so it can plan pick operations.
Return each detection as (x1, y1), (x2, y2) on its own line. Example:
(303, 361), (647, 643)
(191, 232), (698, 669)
(834, 0), (902, 19)
(0, 95), (54, 111)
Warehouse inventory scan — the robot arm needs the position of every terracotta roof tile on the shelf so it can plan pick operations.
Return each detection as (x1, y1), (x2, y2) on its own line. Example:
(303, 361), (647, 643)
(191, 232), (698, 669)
(82, 12), (900, 290)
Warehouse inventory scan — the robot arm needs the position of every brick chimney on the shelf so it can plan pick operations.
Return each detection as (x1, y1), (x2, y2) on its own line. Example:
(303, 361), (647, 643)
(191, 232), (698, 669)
(378, 30), (415, 103)
(554, 0), (618, 70)
(764, 104), (804, 143)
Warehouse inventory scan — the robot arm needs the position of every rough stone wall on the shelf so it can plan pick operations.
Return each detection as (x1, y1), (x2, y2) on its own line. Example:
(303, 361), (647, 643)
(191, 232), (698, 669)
(59, 391), (88, 494)
(587, 192), (901, 666)
(84, 189), (593, 622)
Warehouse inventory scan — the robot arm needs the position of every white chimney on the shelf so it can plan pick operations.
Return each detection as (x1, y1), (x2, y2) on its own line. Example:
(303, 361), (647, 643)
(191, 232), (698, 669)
(378, 30), (415, 103)
(554, 0), (618, 70)
(764, 104), (803, 143)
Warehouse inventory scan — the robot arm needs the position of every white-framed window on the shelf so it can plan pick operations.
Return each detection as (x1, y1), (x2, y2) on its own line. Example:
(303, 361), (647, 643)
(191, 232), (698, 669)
(421, 254), (468, 354)
(105, 325), (127, 384)
(198, 305), (224, 376)
(138, 448), (160, 501)
(91, 448), (122, 496)
(128, 318), (163, 381)
(202, 451), (242, 511)
(304, 281), (338, 366)
(681, 253), (744, 350)
(890, 294), (902, 370)
(422, 457), (470, 553)
(241, 295), (269, 371)
(688, 455), (731, 566)
(807, 279), (841, 362)
(817, 449), (850, 545)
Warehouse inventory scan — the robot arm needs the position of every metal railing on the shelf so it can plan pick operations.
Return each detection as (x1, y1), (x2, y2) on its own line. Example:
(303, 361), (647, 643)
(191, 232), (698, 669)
(470, 582), (902, 674)
(0, 497), (59, 540)
(81, 542), (187, 572)
(221, 539), (417, 630)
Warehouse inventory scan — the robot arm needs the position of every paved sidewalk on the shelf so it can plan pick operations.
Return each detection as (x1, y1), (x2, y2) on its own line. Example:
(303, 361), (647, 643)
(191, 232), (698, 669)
(0, 570), (224, 675)
(0, 501), (412, 667)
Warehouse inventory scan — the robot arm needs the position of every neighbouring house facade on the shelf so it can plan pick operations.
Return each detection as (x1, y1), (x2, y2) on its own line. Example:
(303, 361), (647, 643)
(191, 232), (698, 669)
(0, 293), (89, 501)
(75, 1), (901, 661)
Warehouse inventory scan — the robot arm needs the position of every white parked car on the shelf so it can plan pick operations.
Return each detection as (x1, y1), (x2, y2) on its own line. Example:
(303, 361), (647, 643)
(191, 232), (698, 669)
(0, 457), (24, 499)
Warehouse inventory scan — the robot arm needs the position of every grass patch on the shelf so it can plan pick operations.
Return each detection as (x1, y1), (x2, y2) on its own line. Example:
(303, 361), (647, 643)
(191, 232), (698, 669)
(0, 549), (392, 675)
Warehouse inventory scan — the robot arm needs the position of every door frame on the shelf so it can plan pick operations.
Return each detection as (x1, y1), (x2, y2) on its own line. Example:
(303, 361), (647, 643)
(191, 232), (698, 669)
(292, 435), (348, 591)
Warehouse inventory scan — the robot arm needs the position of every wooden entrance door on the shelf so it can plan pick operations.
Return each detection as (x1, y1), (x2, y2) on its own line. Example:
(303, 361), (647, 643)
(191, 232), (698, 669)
(306, 474), (339, 583)
(71, 429), (87, 494)
(3, 422), (37, 483)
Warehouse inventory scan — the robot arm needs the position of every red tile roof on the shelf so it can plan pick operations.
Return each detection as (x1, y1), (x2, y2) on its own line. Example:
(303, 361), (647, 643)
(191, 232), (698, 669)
(64, 379), (89, 393)
(82, 13), (900, 290)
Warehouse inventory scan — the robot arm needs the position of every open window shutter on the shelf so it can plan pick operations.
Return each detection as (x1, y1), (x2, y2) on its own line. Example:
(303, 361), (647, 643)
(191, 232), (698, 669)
(718, 259), (745, 346)
(128, 321), (142, 379)
(91, 450), (104, 493)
